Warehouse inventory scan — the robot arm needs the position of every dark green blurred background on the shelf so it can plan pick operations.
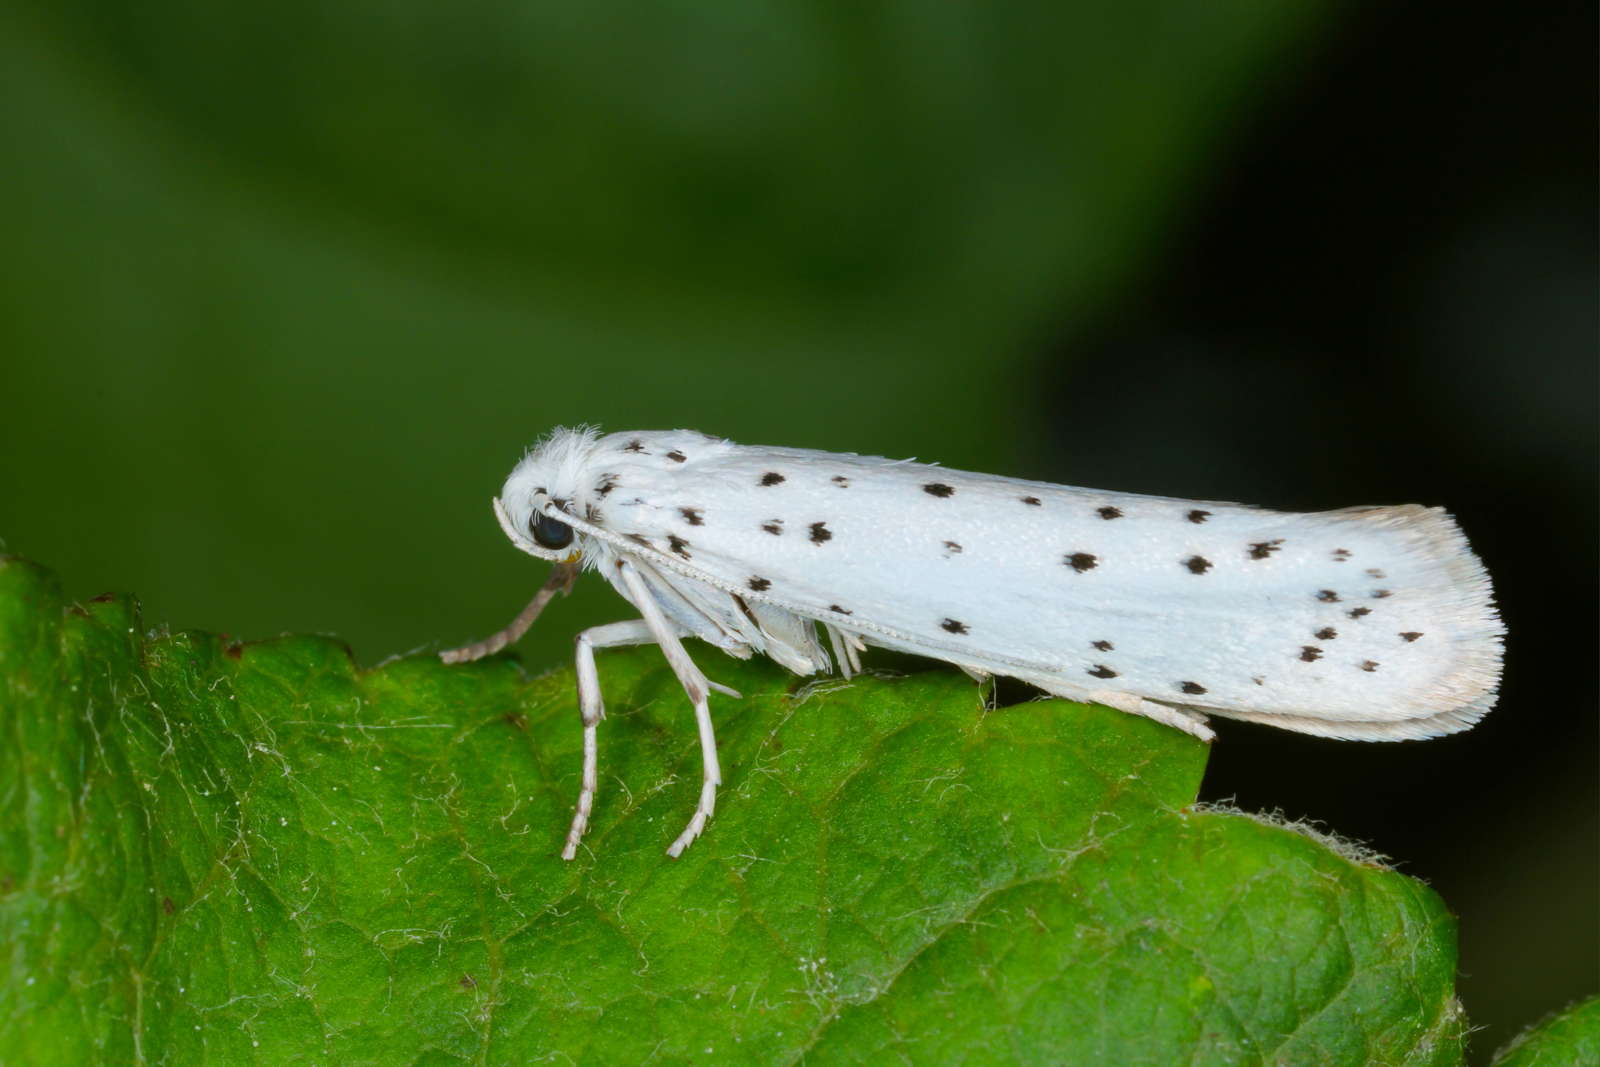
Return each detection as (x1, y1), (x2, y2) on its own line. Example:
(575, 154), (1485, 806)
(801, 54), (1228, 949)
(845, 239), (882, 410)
(2, 1), (1593, 1059)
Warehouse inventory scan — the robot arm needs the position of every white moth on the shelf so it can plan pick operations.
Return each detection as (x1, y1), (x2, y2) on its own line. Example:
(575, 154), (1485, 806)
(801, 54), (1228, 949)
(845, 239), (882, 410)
(442, 427), (1503, 859)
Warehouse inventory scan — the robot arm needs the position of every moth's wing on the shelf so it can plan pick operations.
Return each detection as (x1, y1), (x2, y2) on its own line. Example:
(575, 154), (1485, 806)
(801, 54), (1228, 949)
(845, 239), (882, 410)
(579, 437), (1501, 737)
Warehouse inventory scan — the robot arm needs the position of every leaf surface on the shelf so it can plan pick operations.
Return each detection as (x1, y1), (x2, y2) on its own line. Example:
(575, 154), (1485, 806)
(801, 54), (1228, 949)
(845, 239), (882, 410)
(0, 558), (1464, 1063)
(1493, 995), (1600, 1067)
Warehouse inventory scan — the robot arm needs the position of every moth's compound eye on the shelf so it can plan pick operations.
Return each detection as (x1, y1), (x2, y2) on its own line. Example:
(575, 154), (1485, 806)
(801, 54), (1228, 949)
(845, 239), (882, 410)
(530, 511), (574, 550)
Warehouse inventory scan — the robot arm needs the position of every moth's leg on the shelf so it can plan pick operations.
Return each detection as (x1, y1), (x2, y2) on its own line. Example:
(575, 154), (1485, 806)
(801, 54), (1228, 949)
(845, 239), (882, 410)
(824, 625), (855, 680)
(1087, 688), (1216, 742)
(440, 562), (580, 664)
(614, 561), (722, 858)
(844, 630), (866, 674)
(825, 625), (864, 676)
(565, 618), (656, 860)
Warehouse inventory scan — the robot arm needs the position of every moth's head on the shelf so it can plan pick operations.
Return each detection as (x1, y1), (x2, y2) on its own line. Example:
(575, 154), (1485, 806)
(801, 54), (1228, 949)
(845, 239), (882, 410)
(492, 426), (602, 563)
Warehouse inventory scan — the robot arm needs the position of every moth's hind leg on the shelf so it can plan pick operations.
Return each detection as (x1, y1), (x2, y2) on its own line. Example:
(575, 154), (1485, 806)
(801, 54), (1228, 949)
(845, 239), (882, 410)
(566, 619), (657, 860)
(615, 561), (724, 858)
(1087, 688), (1215, 742)
(1030, 673), (1215, 742)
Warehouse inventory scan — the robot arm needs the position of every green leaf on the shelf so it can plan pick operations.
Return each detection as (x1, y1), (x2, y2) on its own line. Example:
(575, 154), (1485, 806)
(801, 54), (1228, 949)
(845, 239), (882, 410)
(1493, 995), (1600, 1066)
(2, 556), (1465, 1063)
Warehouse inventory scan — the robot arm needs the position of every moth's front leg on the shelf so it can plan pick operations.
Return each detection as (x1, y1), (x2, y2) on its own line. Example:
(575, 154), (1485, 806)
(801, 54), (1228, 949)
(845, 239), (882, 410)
(614, 560), (723, 858)
(439, 562), (579, 664)
(565, 619), (657, 860)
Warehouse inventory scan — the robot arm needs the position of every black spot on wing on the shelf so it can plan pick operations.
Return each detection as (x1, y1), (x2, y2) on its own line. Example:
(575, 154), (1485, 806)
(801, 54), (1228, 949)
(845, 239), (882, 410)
(747, 577), (771, 592)
(1316, 590), (1341, 603)
(809, 522), (832, 544)
(595, 474), (619, 497)
(831, 475), (850, 487)
(760, 472), (785, 486)
(829, 604), (853, 615)
(943, 541), (963, 555)
(1021, 496), (1042, 506)
(679, 507), (704, 526)
(666, 450), (687, 463)
(1348, 606), (1372, 619)
(1300, 646), (1323, 662)
(1064, 552), (1098, 572)
(1187, 510), (1211, 524)
(1248, 540), (1283, 560)
(1360, 660), (1380, 672)
(940, 618), (969, 634)
(1087, 665), (1118, 679)
(1372, 589), (1392, 599)
(1179, 681), (1207, 695)
(1315, 627), (1338, 640)
(1399, 631), (1423, 642)
(1332, 548), (1352, 561)
(760, 520), (783, 535)
(1091, 639), (1114, 651)
(923, 483), (955, 498)
(667, 535), (692, 559)
(623, 439), (646, 453)
(1184, 556), (1213, 575)
(1097, 506), (1123, 519)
